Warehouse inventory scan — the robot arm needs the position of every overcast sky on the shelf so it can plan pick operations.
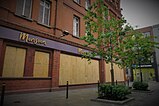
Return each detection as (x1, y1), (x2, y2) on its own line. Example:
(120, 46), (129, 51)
(121, 0), (159, 29)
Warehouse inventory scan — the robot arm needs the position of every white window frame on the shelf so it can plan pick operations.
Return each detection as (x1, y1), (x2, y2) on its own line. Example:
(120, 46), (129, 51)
(73, 16), (80, 37)
(16, 0), (32, 18)
(85, 22), (91, 36)
(39, 0), (50, 25)
(142, 32), (151, 37)
(74, 0), (80, 4)
(85, 0), (90, 10)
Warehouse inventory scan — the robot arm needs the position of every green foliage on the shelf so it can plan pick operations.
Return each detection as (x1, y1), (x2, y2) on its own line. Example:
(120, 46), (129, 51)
(132, 81), (149, 91)
(81, 0), (159, 85)
(98, 84), (131, 101)
(118, 29), (157, 69)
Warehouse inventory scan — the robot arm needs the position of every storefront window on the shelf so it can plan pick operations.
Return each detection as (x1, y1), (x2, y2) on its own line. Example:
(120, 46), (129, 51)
(33, 51), (50, 77)
(2, 46), (26, 77)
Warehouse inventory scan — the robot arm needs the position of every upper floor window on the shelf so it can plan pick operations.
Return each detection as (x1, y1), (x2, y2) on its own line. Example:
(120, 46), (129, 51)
(16, 0), (32, 18)
(85, 0), (90, 10)
(142, 32), (151, 37)
(74, 0), (80, 4)
(73, 16), (80, 37)
(85, 22), (91, 36)
(39, 0), (50, 25)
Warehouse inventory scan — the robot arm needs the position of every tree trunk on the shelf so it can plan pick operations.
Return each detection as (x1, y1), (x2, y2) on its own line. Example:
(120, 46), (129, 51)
(110, 60), (115, 85)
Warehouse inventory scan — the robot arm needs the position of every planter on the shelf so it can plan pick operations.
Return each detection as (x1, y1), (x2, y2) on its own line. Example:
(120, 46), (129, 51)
(91, 97), (135, 104)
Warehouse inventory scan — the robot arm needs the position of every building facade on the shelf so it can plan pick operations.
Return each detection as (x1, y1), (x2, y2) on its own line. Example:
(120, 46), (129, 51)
(153, 24), (159, 82)
(0, 0), (125, 93)
(131, 25), (159, 82)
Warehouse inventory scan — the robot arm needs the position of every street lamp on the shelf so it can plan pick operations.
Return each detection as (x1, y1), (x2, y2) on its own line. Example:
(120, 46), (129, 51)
(61, 30), (69, 37)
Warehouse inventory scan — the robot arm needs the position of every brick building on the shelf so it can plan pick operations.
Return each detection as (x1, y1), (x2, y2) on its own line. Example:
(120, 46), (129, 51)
(0, 0), (125, 93)
(130, 25), (159, 82)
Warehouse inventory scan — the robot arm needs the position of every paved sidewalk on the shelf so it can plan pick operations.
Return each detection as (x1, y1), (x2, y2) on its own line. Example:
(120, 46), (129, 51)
(3, 81), (159, 106)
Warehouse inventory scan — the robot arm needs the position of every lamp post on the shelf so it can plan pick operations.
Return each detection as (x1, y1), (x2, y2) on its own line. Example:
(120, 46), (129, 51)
(61, 30), (69, 37)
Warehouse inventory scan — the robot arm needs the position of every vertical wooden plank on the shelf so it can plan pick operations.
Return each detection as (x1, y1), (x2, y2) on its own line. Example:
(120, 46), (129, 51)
(2, 46), (16, 77)
(92, 60), (99, 83)
(33, 51), (49, 77)
(2, 46), (26, 77)
(114, 64), (124, 81)
(105, 63), (111, 82)
(14, 48), (26, 77)
(59, 54), (70, 85)
(76, 57), (85, 84)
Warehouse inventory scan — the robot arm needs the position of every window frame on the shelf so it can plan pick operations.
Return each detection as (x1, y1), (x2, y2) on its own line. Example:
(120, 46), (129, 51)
(85, 21), (91, 36)
(73, 0), (80, 4)
(85, 0), (91, 10)
(16, 0), (32, 19)
(142, 32), (151, 37)
(73, 15), (80, 37)
(39, 0), (51, 26)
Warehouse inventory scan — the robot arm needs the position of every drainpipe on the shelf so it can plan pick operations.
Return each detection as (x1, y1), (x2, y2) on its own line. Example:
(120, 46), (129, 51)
(54, 0), (58, 35)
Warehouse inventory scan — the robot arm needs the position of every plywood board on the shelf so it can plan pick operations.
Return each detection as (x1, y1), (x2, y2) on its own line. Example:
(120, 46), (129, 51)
(105, 62), (124, 82)
(2, 46), (26, 77)
(59, 54), (99, 85)
(33, 51), (49, 77)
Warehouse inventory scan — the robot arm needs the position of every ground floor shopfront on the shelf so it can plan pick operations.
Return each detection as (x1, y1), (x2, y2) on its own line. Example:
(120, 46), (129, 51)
(127, 64), (158, 82)
(0, 26), (126, 93)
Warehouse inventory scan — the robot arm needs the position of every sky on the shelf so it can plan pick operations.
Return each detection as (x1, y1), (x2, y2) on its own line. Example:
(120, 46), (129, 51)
(121, 0), (159, 29)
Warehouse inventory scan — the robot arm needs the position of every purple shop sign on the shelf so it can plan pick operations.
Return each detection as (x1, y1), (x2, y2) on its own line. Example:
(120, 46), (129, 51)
(0, 26), (97, 58)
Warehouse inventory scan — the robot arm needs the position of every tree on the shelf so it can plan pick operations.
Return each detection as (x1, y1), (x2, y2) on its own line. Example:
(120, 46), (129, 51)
(81, 0), (159, 85)
(118, 27), (159, 82)
(81, 0), (126, 85)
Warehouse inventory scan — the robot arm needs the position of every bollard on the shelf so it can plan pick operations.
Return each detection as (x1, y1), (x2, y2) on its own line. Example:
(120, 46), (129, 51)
(116, 80), (117, 85)
(66, 81), (68, 99)
(97, 80), (100, 93)
(1, 83), (5, 106)
(127, 79), (129, 87)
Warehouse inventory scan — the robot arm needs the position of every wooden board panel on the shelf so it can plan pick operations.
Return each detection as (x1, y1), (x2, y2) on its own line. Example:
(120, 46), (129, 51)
(33, 51), (49, 77)
(14, 47), (26, 77)
(59, 53), (70, 85)
(105, 63), (111, 82)
(59, 54), (99, 85)
(2, 46), (26, 77)
(114, 64), (124, 81)
(105, 62), (124, 82)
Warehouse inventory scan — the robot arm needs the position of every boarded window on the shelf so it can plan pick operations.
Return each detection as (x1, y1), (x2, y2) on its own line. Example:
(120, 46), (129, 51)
(105, 63), (124, 82)
(33, 51), (49, 77)
(2, 46), (26, 77)
(16, 0), (32, 18)
(59, 54), (99, 85)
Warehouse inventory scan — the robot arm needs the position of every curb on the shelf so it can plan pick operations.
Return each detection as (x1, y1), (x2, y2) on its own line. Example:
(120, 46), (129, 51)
(91, 97), (135, 104)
